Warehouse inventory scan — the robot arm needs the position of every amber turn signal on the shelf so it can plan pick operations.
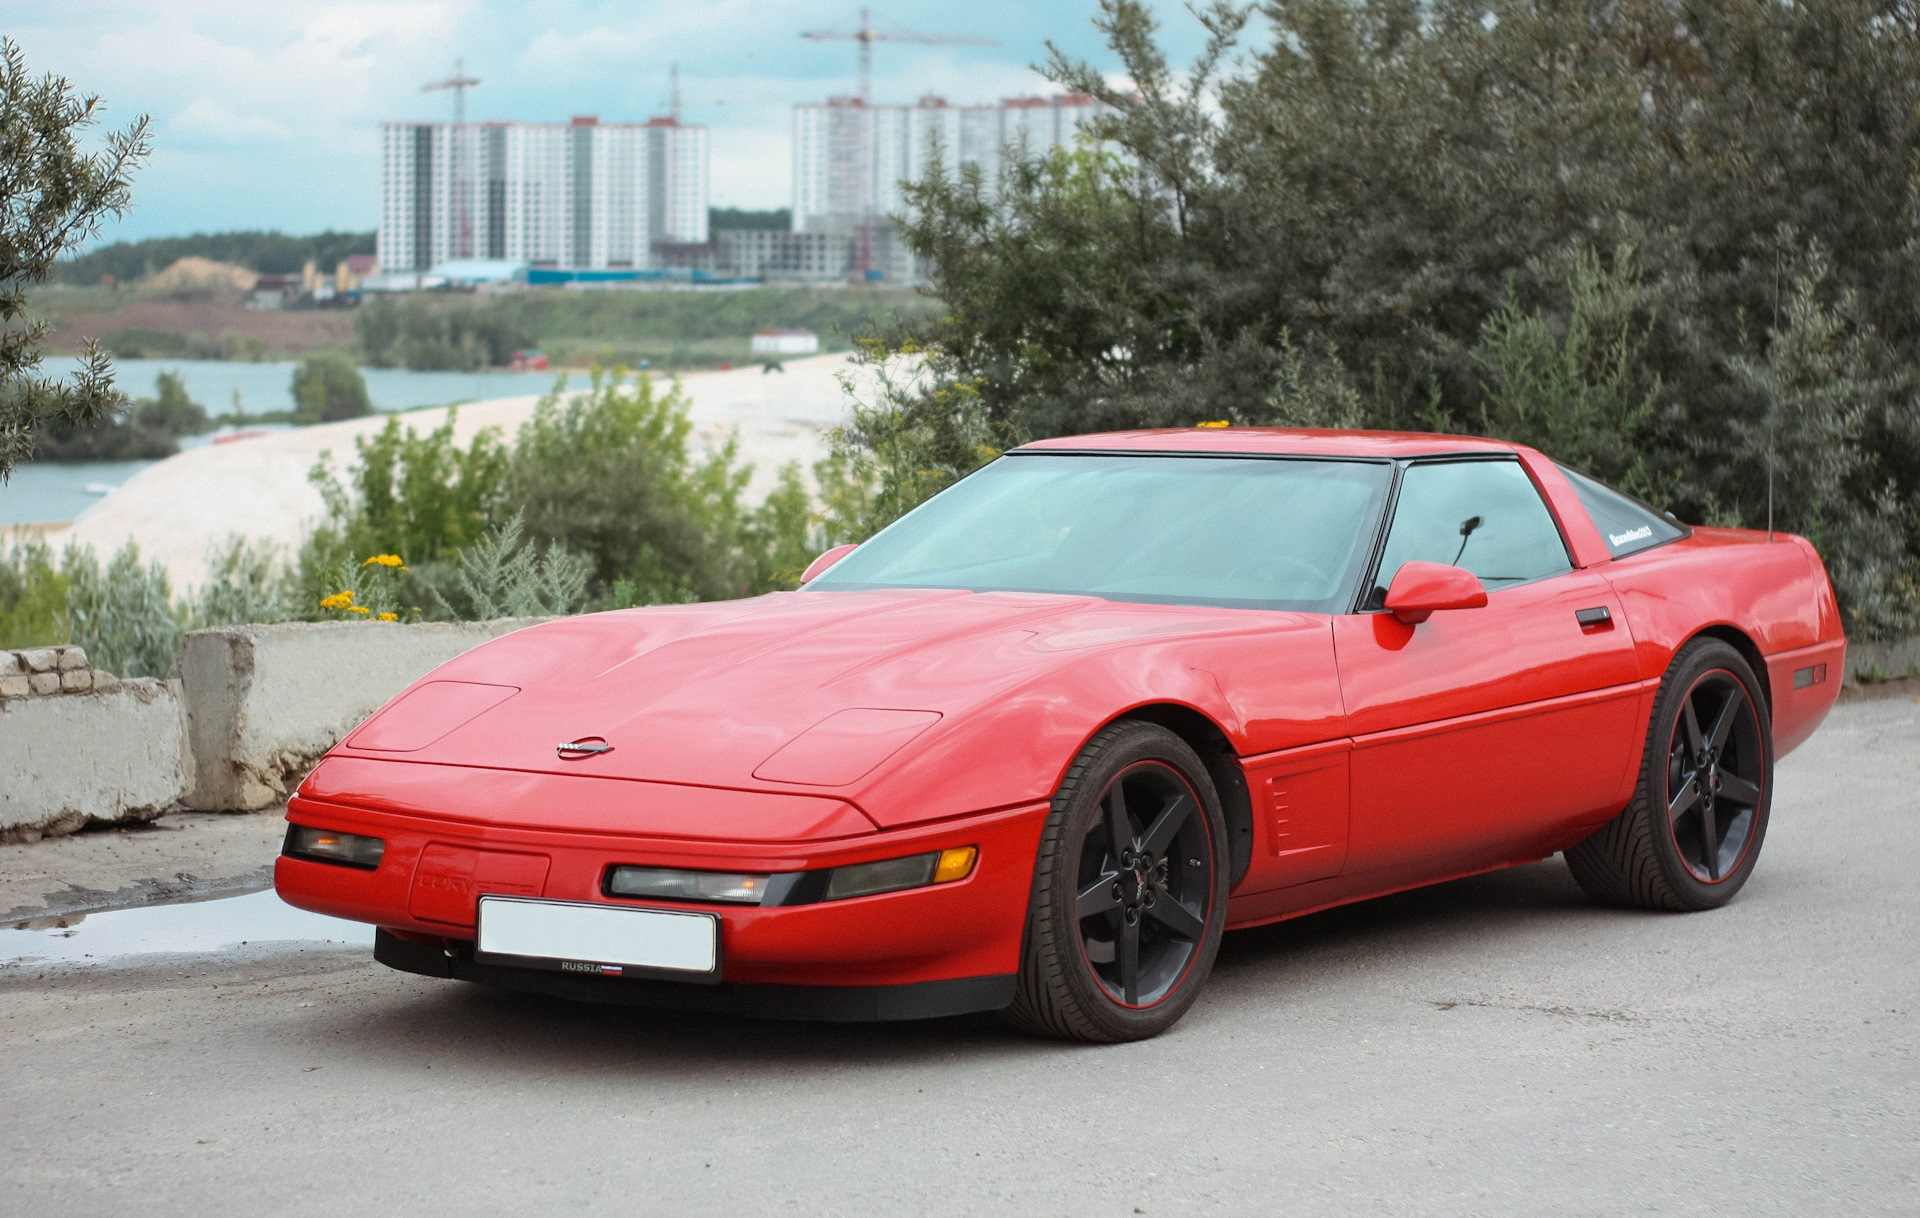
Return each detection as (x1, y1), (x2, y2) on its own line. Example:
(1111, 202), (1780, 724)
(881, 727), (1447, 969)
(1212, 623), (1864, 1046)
(933, 846), (978, 884)
(284, 825), (385, 870)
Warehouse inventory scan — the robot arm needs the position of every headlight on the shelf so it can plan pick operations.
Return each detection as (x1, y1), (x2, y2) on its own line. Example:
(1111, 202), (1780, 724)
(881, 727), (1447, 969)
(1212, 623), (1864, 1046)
(606, 867), (771, 905)
(604, 847), (978, 908)
(824, 846), (977, 901)
(284, 825), (385, 870)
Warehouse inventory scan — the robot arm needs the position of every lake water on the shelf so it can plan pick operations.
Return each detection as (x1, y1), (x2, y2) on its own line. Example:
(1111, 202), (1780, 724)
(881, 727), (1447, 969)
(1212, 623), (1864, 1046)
(2, 358), (577, 527)
(36, 356), (571, 416)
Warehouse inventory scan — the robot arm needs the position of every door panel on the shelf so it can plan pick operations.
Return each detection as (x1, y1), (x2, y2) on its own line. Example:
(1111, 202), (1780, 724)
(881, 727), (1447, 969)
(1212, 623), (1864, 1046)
(1335, 571), (1642, 873)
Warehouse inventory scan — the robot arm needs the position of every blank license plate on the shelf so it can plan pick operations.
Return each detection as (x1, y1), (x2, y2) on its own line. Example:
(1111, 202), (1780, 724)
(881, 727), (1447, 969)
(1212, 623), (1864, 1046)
(475, 896), (718, 980)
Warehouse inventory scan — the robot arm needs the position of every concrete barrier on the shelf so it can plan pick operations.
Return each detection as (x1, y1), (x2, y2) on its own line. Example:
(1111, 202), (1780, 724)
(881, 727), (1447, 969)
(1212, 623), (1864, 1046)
(1849, 636), (1920, 682)
(180, 618), (550, 811)
(0, 677), (192, 842)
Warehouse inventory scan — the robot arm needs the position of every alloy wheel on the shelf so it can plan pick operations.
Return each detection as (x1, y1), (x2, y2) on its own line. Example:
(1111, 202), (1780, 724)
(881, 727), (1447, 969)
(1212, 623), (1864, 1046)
(1073, 761), (1215, 1007)
(1665, 670), (1765, 884)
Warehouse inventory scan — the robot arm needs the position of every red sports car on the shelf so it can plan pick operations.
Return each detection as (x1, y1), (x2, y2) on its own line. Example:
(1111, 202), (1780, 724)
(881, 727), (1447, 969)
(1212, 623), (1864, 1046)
(277, 429), (1846, 1041)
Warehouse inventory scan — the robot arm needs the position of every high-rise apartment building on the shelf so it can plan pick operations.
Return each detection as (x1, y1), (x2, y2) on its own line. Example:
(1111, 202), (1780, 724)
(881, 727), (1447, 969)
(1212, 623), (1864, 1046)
(379, 116), (709, 272)
(791, 94), (1105, 233)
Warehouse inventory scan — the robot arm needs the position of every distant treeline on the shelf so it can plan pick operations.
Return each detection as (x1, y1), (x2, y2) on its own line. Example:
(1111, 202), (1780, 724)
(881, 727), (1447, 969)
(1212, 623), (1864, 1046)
(56, 230), (377, 284)
(709, 208), (790, 232)
(355, 286), (938, 371)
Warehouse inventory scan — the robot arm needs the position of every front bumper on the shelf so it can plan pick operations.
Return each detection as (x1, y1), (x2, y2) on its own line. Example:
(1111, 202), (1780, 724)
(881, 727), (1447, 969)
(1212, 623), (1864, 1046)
(374, 930), (1017, 1021)
(275, 774), (1048, 994)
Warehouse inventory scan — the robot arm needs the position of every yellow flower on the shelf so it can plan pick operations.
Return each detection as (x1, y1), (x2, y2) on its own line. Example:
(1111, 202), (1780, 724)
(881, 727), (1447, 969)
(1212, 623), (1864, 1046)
(1195, 420), (1231, 429)
(377, 612), (398, 622)
(348, 605), (371, 615)
(320, 591), (355, 610)
(362, 554), (405, 568)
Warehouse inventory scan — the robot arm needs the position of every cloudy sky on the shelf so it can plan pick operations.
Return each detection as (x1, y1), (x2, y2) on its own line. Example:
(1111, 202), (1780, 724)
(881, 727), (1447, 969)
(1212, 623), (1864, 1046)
(5, 1), (1218, 244)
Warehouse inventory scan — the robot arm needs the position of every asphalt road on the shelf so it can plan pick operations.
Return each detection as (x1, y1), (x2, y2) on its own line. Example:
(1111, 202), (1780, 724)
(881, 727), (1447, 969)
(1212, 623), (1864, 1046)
(3, 700), (1915, 1216)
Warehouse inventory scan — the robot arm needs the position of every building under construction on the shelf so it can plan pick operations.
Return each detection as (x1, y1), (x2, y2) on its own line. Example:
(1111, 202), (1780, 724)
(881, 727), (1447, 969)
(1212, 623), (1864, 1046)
(793, 93), (1103, 230)
(789, 93), (1104, 280)
(379, 115), (710, 273)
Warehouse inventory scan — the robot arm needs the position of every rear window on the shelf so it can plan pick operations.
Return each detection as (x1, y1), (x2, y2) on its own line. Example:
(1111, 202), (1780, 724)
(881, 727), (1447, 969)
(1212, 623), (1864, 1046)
(1558, 465), (1687, 559)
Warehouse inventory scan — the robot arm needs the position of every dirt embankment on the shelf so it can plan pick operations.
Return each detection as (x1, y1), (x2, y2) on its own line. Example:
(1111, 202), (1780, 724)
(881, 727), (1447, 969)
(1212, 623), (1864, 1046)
(43, 297), (355, 357)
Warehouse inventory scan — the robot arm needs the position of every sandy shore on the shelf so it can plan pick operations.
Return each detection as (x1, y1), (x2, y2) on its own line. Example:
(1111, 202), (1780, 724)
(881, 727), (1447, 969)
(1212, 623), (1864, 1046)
(57, 353), (863, 591)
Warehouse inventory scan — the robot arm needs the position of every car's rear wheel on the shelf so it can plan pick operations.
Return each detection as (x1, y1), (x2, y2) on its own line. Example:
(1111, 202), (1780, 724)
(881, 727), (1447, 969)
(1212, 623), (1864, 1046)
(1006, 721), (1229, 1042)
(1565, 637), (1774, 911)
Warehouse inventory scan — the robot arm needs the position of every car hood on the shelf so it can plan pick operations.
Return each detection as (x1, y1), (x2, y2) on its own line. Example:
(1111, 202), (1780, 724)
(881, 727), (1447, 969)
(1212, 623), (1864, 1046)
(331, 588), (1339, 826)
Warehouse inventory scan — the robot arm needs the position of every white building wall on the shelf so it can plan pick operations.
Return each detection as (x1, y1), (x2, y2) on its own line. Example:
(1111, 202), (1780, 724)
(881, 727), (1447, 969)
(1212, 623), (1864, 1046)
(791, 95), (1109, 234)
(380, 116), (709, 271)
(666, 124), (709, 244)
(793, 107), (830, 232)
(871, 107), (911, 221)
(378, 123), (414, 271)
(504, 124), (569, 265)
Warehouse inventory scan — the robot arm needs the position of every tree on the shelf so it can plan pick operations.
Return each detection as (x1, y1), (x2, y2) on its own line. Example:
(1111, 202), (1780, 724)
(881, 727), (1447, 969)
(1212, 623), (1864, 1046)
(135, 371), (208, 436)
(291, 350), (371, 422)
(0, 38), (150, 479)
(877, 0), (1920, 636)
(510, 368), (762, 601)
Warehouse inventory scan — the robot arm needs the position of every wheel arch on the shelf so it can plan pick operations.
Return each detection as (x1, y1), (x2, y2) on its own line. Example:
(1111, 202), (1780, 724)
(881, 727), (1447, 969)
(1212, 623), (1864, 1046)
(1112, 702), (1255, 888)
(1691, 625), (1773, 715)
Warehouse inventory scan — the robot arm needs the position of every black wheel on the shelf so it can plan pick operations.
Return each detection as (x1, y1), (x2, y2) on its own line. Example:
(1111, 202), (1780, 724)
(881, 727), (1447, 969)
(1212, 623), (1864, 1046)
(1006, 720), (1229, 1042)
(1565, 638), (1773, 911)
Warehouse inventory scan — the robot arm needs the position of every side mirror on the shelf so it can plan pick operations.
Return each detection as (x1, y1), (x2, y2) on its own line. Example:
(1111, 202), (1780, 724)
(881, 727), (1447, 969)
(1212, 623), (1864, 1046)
(1384, 561), (1488, 625)
(800, 543), (858, 584)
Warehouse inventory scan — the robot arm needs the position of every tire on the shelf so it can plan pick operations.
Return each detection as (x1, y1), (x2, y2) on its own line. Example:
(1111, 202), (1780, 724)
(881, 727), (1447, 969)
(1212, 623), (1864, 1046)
(1565, 637), (1774, 912)
(1005, 720), (1230, 1042)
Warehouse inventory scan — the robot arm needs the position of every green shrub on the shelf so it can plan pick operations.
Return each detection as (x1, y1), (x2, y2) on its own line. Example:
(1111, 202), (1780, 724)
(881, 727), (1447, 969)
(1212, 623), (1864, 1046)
(291, 350), (370, 423)
(135, 371), (210, 437)
(356, 296), (538, 370)
(191, 536), (294, 627)
(0, 538), (69, 647)
(447, 512), (591, 619)
(310, 410), (510, 565)
(61, 541), (181, 677)
(300, 366), (825, 612)
(509, 368), (760, 600)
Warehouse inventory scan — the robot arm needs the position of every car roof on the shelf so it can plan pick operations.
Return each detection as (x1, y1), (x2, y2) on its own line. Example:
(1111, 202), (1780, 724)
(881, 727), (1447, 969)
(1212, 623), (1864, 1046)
(1014, 428), (1525, 460)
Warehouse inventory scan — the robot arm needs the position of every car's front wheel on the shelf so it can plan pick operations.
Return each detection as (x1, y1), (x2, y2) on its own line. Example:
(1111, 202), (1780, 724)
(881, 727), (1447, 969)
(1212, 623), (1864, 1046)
(1006, 721), (1229, 1042)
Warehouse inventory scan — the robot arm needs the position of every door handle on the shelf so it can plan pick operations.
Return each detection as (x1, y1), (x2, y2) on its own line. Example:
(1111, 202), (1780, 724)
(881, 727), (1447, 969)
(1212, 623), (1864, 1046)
(1575, 606), (1612, 628)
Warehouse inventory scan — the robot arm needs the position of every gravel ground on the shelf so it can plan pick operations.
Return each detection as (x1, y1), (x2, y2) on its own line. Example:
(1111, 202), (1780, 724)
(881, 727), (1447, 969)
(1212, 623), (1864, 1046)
(0, 700), (1913, 1216)
(0, 812), (285, 923)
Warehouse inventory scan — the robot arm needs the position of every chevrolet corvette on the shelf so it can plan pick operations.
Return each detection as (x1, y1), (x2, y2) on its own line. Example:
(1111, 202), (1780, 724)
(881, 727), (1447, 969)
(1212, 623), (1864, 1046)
(276, 428), (1846, 1041)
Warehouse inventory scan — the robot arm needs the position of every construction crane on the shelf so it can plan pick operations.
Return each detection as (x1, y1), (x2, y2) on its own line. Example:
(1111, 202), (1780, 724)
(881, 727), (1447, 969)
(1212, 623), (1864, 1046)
(801, 8), (996, 104)
(423, 58), (481, 124)
(801, 10), (996, 281)
(423, 59), (482, 259)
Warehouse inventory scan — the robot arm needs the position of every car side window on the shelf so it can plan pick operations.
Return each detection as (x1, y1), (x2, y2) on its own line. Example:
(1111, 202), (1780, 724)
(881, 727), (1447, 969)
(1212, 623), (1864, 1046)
(1367, 459), (1572, 607)
(1557, 464), (1687, 559)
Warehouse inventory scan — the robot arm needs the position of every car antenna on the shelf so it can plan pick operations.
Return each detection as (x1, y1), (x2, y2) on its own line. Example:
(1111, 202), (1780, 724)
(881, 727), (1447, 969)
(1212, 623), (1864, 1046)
(1451, 516), (1483, 566)
(1768, 248), (1780, 543)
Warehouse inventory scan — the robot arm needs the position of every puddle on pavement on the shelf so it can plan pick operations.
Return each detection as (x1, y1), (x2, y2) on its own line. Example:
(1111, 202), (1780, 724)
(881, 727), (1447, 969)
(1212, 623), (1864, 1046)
(0, 888), (373, 968)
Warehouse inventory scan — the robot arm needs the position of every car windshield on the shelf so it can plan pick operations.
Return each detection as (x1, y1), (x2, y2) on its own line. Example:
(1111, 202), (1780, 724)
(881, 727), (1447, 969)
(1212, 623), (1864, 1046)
(808, 453), (1393, 612)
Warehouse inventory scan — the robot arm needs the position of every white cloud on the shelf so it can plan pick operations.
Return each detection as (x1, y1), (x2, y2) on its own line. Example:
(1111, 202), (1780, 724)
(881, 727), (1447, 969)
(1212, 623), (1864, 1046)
(519, 26), (655, 77)
(169, 98), (292, 144)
